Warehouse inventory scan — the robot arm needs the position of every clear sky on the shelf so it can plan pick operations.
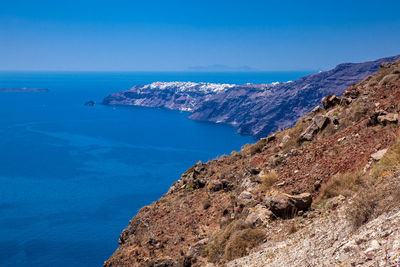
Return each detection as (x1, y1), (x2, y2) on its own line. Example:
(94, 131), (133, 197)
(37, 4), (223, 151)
(1, 0), (400, 71)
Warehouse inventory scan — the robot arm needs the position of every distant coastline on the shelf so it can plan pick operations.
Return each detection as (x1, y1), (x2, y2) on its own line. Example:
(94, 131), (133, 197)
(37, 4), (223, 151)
(0, 88), (49, 92)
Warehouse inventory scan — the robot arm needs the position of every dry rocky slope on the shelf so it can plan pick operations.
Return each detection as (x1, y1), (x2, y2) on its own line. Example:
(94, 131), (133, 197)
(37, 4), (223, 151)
(103, 55), (400, 138)
(105, 59), (400, 267)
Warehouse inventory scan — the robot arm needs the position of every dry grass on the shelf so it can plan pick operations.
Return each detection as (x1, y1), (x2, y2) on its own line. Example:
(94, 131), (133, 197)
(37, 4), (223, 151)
(288, 223), (298, 234)
(259, 170), (278, 192)
(372, 140), (400, 178)
(202, 220), (248, 262)
(347, 138), (400, 227)
(351, 102), (369, 122)
(202, 220), (264, 262)
(379, 73), (400, 86)
(319, 172), (362, 199)
(224, 228), (265, 261)
(281, 121), (306, 151)
(347, 176), (400, 228)
(248, 140), (266, 155)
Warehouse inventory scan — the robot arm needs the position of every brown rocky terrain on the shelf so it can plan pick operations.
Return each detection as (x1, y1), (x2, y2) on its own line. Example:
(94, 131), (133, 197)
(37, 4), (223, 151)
(104, 59), (400, 266)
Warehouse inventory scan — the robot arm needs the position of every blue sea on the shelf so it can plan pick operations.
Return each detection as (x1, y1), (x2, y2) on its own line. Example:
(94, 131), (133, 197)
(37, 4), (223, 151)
(0, 71), (310, 267)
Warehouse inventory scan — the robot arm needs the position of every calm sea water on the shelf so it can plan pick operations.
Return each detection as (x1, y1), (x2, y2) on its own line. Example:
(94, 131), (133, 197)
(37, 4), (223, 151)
(0, 71), (310, 267)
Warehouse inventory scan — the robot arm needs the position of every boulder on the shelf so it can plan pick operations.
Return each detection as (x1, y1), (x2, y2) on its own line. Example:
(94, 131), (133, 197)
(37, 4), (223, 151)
(192, 179), (206, 189)
(237, 191), (256, 206)
(299, 115), (330, 141)
(322, 95), (341, 109)
(250, 168), (261, 175)
(368, 110), (398, 126)
(208, 179), (233, 192)
(279, 135), (291, 148)
(371, 149), (388, 161)
(245, 204), (273, 227)
(342, 89), (360, 99)
(311, 105), (321, 113)
(193, 161), (205, 173)
(265, 190), (312, 218)
(377, 113), (398, 125)
(260, 133), (276, 143)
(332, 117), (340, 125)
(188, 238), (209, 257)
(368, 110), (387, 126)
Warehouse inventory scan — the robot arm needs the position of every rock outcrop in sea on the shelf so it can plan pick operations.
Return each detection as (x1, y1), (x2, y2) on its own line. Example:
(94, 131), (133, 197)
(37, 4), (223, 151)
(103, 55), (400, 138)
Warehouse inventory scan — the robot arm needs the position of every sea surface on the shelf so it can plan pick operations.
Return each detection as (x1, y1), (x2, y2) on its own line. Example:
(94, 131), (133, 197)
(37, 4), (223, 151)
(0, 71), (311, 267)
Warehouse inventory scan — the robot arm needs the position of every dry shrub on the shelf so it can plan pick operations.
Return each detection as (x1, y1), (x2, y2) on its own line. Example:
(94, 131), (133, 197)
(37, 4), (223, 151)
(321, 122), (336, 138)
(347, 177), (400, 228)
(347, 139), (400, 228)
(202, 220), (247, 262)
(202, 199), (211, 210)
(311, 198), (329, 210)
(288, 222), (298, 234)
(319, 172), (362, 199)
(370, 141), (400, 181)
(260, 170), (278, 192)
(224, 228), (265, 261)
(351, 102), (369, 122)
(202, 220), (264, 262)
(281, 121), (306, 151)
(379, 73), (400, 86)
(248, 140), (266, 155)
(347, 188), (377, 227)
(376, 141), (400, 170)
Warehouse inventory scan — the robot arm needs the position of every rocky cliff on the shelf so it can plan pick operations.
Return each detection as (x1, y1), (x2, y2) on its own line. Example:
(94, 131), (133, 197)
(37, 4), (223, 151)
(104, 59), (400, 267)
(103, 55), (400, 138)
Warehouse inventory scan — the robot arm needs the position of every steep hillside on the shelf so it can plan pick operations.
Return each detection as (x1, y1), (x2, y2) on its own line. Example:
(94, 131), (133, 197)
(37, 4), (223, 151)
(103, 55), (400, 138)
(104, 59), (400, 266)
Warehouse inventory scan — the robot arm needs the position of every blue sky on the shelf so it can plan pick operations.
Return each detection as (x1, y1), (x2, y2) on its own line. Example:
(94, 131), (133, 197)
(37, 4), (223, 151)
(1, 0), (400, 71)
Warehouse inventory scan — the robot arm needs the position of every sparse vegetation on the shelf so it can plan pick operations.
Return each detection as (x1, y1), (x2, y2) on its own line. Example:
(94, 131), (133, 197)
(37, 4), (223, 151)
(379, 73), (400, 86)
(281, 121), (306, 151)
(347, 139), (400, 227)
(311, 198), (329, 210)
(319, 172), (362, 199)
(351, 102), (369, 122)
(203, 199), (211, 209)
(321, 123), (334, 138)
(202, 220), (265, 262)
(288, 222), (298, 234)
(372, 140), (400, 178)
(249, 140), (265, 155)
(259, 170), (278, 192)
(347, 175), (400, 228)
(224, 228), (265, 260)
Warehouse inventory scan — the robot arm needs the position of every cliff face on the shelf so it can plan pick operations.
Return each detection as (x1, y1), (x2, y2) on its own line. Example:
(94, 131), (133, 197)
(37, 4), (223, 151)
(103, 55), (400, 139)
(103, 82), (236, 112)
(105, 59), (400, 267)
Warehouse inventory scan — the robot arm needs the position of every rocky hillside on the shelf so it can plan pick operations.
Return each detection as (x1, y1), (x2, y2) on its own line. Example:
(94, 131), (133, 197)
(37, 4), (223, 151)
(104, 59), (400, 267)
(103, 55), (400, 138)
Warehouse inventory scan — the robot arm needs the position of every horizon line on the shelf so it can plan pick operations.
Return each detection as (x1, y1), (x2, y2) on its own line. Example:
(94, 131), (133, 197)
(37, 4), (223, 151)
(0, 69), (318, 73)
